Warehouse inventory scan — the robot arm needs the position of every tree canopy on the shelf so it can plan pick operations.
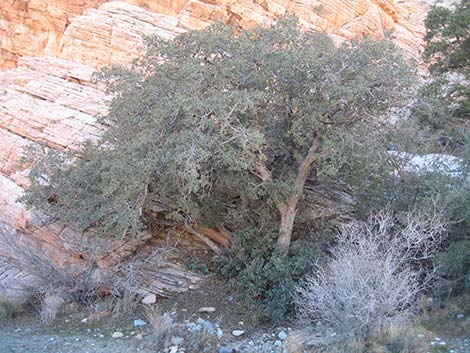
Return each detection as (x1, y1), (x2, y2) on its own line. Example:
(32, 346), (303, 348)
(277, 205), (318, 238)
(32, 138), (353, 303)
(23, 17), (414, 255)
(418, 0), (470, 142)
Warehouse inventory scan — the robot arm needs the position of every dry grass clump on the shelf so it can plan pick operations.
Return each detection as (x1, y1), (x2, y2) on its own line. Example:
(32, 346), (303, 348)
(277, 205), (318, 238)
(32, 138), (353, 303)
(0, 226), (101, 324)
(319, 324), (419, 353)
(39, 294), (65, 324)
(321, 340), (367, 353)
(373, 324), (419, 353)
(185, 330), (218, 352)
(146, 305), (175, 343)
(417, 291), (470, 337)
(0, 301), (17, 320)
(285, 334), (305, 353)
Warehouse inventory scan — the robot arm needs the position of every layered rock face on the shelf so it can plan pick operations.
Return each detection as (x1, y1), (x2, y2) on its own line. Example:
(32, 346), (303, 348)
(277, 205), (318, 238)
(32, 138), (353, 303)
(0, 0), (438, 301)
(1, 0), (434, 70)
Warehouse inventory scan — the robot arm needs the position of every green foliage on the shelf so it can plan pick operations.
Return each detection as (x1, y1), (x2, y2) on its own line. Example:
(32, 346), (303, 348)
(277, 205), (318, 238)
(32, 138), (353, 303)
(424, 0), (470, 74)
(21, 143), (148, 238)
(429, 347), (451, 353)
(218, 227), (324, 323)
(22, 17), (413, 240)
(184, 257), (209, 275)
(411, 134), (470, 295)
(382, 132), (470, 297)
(439, 240), (470, 292)
(418, 0), (470, 143)
(347, 124), (470, 241)
(0, 301), (17, 320)
(419, 292), (470, 338)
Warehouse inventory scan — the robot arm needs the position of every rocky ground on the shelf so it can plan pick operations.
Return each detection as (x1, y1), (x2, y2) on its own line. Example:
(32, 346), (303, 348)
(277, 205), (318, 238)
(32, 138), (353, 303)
(1, 310), (469, 353)
(1, 278), (468, 353)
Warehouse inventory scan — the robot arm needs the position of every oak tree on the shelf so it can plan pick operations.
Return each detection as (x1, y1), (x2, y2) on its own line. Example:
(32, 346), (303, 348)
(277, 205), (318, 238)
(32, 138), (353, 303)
(23, 18), (412, 256)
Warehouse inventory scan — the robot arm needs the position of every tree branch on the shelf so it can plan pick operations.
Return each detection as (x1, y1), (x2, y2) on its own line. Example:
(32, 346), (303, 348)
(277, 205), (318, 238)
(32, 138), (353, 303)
(252, 162), (273, 182)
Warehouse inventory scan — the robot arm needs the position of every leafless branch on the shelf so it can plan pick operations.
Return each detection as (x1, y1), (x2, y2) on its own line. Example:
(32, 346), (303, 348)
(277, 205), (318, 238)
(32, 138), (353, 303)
(296, 206), (447, 341)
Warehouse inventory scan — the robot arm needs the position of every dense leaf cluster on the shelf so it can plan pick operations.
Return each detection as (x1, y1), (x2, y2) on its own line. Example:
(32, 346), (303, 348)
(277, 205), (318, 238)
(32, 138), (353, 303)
(418, 0), (470, 142)
(22, 18), (412, 240)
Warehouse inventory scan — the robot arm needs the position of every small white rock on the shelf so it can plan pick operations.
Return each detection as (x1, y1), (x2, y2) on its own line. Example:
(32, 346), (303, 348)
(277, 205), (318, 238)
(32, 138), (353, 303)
(133, 319), (147, 327)
(232, 330), (245, 337)
(135, 333), (144, 340)
(112, 332), (124, 338)
(169, 346), (178, 353)
(141, 294), (157, 305)
(198, 307), (216, 313)
(278, 331), (288, 340)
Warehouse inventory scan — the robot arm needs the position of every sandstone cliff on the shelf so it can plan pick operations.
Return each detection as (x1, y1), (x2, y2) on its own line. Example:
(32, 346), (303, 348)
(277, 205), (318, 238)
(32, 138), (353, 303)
(1, 0), (432, 70)
(0, 0), (439, 301)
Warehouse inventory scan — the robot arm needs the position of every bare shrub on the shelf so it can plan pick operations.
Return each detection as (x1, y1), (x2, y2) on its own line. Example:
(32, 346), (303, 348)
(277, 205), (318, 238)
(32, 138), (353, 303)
(0, 223), (176, 324)
(296, 207), (447, 341)
(39, 294), (65, 324)
(0, 225), (100, 323)
(108, 247), (171, 315)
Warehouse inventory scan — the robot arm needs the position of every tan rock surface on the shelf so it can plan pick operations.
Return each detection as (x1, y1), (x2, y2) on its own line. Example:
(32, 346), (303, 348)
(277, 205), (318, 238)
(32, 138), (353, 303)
(56, 0), (434, 67)
(58, 2), (186, 67)
(1, 0), (442, 70)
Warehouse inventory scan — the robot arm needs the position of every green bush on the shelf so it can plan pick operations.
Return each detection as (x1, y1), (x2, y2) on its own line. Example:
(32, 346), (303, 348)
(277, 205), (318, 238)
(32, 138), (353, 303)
(218, 227), (325, 324)
(439, 240), (470, 293)
(184, 257), (210, 275)
(0, 301), (17, 320)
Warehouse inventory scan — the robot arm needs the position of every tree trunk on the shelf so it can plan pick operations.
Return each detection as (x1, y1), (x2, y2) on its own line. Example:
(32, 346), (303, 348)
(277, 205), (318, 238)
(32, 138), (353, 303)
(272, 134), (322, 258)
(274, 198), (300, 257)
(253, 134), (322, 258)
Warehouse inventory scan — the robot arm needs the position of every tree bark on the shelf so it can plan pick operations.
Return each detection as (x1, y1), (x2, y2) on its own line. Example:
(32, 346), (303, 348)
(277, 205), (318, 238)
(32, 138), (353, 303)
(252, 134), (322, 258)
(274, 198), (300, 256)
(273, 134), (322, 257)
